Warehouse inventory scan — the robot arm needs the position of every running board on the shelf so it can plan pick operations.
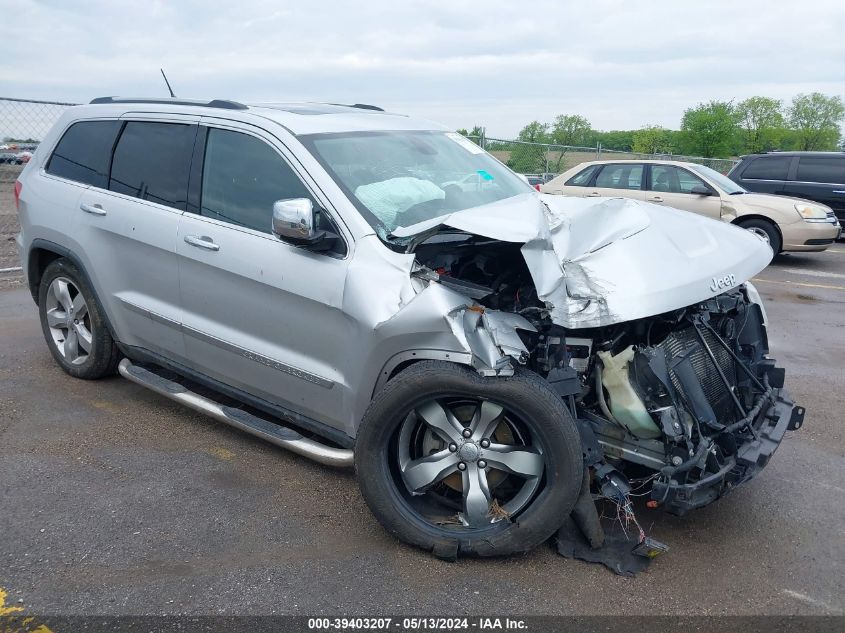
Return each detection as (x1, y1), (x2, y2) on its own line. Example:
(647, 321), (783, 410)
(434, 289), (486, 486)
(117, 359), (354, 468)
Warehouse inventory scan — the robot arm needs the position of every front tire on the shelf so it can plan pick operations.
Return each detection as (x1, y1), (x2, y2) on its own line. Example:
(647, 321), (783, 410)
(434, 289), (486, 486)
(38, 258), (121, 379)
(739, 218), (782, 255)
(355, 361), (582, 558)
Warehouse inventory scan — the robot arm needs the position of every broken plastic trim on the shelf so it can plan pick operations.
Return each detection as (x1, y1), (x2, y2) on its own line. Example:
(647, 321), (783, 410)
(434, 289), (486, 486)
(457, 306), (536, 376)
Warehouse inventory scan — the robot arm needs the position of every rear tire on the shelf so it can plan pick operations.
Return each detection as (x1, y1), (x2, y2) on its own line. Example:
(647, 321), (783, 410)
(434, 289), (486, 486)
(739, 218), (781, 255)
(38, 258), (121, 379)
(355, 360), (583, 558)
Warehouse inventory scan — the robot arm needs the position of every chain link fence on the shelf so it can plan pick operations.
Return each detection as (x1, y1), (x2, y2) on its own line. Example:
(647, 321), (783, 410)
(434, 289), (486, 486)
(466, 135), (738, 178)
(1, 97), (78, 285)
(0, 96), (77, 180)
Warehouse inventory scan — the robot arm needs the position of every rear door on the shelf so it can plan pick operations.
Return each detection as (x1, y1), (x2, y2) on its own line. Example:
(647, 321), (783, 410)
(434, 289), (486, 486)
(75, 117), (198, 361)
(733, 155), (792, 195)
(785, 155), (845, 225)
(42, 119), (120, 255)
(645, 164), (721, 219)
(176, 120), (351, 428)
(585, 163), (646, 199)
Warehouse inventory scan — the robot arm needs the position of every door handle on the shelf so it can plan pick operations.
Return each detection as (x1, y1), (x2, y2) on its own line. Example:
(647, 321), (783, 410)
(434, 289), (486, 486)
(648, 196), (664, 202)
(80, 202), (107, 216)
(184, 235), (220, 251)
(586, 191), (601, 197)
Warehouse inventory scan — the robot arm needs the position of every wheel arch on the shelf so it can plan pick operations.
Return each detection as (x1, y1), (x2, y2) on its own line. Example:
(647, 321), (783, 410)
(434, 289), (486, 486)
(731, 214), (783, 240)
(26, 242), (64, 303)
(28, 239), (119, 340)
(372, 349), (474, 398)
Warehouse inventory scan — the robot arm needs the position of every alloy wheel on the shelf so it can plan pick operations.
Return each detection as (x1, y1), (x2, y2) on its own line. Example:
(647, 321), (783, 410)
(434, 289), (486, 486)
(44, 277), (92, 365)
(747, 226), (771, 245)
(396, 397), (545, 528)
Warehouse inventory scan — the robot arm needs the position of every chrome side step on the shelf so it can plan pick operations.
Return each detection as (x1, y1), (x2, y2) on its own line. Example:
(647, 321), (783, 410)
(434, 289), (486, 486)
(117, 359), (354, 468)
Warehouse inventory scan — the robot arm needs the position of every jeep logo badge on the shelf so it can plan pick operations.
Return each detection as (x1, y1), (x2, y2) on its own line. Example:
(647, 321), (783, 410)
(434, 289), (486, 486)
(710, 273), (736, 292)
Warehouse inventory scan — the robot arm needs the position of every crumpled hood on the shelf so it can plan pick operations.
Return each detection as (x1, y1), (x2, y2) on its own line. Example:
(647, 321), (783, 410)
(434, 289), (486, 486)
(394, 193), (772, 328)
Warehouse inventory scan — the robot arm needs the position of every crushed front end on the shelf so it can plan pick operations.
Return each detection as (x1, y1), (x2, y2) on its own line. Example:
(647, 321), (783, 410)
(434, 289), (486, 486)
(397, 194), (802, 566)
(412, 226), (804, 515)
(567, 285), (805, 514)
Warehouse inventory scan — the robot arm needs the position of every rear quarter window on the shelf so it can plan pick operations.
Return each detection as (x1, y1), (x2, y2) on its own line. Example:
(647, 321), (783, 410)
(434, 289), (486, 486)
(46, 120), (122, 188)
(795, 157), (845, 184)
(740, 156), (790, 180)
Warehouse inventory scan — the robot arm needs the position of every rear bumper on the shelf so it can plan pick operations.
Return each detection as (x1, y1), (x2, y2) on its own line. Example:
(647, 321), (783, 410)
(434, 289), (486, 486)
(15, 232), (28, 285)
(651, 387), (804, 515)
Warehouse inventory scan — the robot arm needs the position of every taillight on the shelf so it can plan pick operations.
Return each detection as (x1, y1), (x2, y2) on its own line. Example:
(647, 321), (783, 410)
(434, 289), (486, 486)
(14, 180), (22, 211)
(534, 184), (541, 192)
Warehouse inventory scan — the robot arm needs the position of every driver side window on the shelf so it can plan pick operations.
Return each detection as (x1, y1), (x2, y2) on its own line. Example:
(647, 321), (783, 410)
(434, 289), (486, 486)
(650, 165), (708, 194)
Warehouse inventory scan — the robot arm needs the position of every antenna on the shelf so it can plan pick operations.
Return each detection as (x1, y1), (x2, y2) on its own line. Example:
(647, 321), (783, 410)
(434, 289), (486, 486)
(160, 69), (176, 98)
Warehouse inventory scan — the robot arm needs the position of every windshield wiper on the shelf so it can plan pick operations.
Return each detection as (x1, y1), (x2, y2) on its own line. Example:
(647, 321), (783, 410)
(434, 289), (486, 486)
(729, 191), (747, 195)
(402, 226), (475, 253)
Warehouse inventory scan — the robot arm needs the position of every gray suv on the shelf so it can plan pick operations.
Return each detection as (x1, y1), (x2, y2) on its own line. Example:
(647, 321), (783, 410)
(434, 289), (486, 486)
(15, 97), (804, 558)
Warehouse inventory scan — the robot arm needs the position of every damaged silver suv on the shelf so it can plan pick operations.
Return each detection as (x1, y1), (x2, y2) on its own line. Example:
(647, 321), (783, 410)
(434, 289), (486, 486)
(16, 97), (804, 558)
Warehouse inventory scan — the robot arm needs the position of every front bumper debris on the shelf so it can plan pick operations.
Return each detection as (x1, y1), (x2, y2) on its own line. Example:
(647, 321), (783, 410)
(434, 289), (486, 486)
(651, 387), (804, 515)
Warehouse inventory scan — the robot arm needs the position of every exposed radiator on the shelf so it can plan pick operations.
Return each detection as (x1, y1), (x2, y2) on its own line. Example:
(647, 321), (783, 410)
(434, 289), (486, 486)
(659, 326), (738, 422)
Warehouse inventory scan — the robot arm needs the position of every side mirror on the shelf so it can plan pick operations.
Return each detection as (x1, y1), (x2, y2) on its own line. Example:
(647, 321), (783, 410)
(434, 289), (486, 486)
(689, 185), (712, 196)
(271, 198), (337, 250)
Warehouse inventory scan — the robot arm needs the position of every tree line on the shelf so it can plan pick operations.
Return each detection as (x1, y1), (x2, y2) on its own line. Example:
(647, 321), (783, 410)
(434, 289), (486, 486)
(458, 92), (845, 160)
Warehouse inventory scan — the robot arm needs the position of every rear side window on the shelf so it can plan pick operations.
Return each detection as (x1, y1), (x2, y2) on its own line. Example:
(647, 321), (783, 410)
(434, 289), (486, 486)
(565, 164), (599, 186)
(741, 156), (790, 180)
(109, 122), (196, 211)
(795, 157), (845, 184)
(595, 163), (643, 190)
(46, 120), (122, 188)
(199, 128), (314, 233)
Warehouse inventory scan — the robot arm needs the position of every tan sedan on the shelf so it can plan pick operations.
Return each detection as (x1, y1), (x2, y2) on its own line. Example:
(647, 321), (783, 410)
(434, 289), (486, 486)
(540, 160), (841, 253)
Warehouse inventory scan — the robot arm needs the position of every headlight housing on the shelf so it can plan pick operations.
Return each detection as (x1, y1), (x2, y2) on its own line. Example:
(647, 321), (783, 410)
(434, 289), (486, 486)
(795, 202), (828, 221)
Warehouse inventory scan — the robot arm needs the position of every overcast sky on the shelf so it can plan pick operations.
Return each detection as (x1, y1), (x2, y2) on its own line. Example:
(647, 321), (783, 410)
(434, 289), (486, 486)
(1, 0), (844, 137)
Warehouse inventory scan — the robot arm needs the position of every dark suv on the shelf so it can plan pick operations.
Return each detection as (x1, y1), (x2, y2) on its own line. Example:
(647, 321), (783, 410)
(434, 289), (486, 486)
(729, 152), (845, 228)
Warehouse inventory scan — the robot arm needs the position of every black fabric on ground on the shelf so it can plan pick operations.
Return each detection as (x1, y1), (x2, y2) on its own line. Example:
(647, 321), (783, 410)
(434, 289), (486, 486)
(554, 515), (654, 577)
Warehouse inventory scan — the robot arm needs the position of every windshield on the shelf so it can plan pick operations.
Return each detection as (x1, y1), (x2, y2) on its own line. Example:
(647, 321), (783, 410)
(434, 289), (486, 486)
(687, 163), (746, 194)
(300, 131), (531, 237)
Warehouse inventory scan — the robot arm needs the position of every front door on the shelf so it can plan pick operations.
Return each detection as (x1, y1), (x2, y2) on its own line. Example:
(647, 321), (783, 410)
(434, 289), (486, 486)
(645, 164), (722, 220)
(176, 122), (351, 430)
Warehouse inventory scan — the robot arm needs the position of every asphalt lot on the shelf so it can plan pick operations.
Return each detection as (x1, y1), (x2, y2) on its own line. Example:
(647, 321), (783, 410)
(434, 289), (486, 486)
(1, 215), (844, 615)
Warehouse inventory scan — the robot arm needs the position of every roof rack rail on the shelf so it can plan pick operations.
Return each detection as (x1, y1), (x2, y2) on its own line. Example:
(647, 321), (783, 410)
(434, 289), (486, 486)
(89, 97), (248, 110)
(350, 103), (384, 111)
(326, 102), (384, 112)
